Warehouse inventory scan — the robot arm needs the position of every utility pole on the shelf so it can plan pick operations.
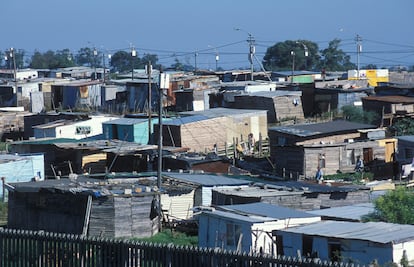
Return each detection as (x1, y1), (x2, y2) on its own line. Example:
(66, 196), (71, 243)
(10, 48), (18, 95)
(157, 69), (165, 233)
(235, 28), (255, 81)
(247, 33), (255, 81)
(194, 51), (198, 74)
(102, 52), (106, 84)
(355, 34), (362, 79)
(147, 61), (152, 142)
(93, 47), (98, 80)
(290, 51), (295, 84)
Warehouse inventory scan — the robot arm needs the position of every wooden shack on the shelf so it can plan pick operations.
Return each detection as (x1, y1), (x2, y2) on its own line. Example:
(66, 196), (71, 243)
(6, 176), (159, 238)
(159, 108), (268, 153)
(268, 120), (396, 178)
(362, 95), (414, 126)
(233, 91), (304, 123)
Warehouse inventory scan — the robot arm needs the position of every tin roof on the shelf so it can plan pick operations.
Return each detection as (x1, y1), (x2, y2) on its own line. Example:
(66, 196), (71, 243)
(269, 120), (375, 137)
(275, 221), (414, 244)
(162, 115), (210, 126)
(362, 95), (414, 103)
(180, 107), (267, 118)
(397, 135), (414, 143)
(163, 172), (251, 186)
(102, 118), (147, 125)
(201, 209), (275, 223)
(220, 202), (318, 219)
(246, 90), (301, 97)
(308, 203), (374, 221)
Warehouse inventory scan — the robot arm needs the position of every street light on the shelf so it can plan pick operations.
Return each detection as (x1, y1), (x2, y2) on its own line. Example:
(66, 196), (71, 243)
(208, 45), (220, 71)
(131, 46), (137, 80)
(234, 28), (255, 81)
(296, 41), (309, 70)
(93, 47), (98, 80)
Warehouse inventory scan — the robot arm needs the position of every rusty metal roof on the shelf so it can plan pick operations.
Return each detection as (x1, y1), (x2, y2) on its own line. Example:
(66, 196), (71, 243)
(362, 95), (414, 103)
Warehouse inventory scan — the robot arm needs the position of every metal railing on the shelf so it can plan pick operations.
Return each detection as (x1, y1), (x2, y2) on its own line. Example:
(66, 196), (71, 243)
(0, 228), (362, 267)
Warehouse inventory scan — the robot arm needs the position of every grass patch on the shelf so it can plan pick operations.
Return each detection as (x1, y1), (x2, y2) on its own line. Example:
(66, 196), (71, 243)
(0, 202), (7, 226)
(135, 229), (198, 246)
(324, 172), (374, 184)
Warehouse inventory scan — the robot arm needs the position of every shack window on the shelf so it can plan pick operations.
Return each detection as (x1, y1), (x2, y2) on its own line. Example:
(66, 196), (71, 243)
(226, 223), (242, 247)
(302, 235), (313, 257)
(76, 126), (91, 135)
(346, 149), (355, 165)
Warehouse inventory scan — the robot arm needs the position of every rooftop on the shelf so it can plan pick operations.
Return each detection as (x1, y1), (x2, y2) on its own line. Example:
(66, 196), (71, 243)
(163, 172), (251, 187)
(274, 221), (414, 244)
(269, 120), (375, 138)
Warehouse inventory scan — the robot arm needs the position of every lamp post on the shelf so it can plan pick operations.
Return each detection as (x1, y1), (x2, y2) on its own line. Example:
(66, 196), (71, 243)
(355, 34), (362, 79)
(208, 45), (220, 71)
(9, 48), (18, 92)
(93, 47), (98, 80)
(291, 51), (295, 84)
(296, 41), (309, 70)
(234, 28), (255, 81)
(131, 46), (137, 80)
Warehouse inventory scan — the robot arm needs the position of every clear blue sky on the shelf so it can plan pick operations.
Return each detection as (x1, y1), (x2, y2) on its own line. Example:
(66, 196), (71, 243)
(2, 0), (413, 70)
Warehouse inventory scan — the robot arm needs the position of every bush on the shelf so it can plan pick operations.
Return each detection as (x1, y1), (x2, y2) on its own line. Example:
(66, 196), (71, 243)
(135, 229), (198, 246)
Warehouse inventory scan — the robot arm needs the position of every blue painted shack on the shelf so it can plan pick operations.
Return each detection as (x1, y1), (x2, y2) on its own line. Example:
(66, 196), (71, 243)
(273, 221), (414, 265)
(0, 153), (45, 197)
(102, 117), (163, 144)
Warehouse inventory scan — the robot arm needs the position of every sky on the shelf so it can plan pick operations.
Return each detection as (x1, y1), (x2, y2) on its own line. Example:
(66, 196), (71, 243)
(2, 0), (413, 70)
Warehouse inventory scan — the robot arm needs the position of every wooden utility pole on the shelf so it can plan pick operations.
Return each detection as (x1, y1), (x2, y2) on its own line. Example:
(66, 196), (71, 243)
(147, 62), (152, 143)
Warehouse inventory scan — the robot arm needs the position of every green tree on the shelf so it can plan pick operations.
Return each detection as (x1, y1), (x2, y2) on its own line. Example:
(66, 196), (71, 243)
(341, 105), (378, 124)
(262, 40), (320, 71)
(319, 38), (355, 71)
(30, 49), (76, 69)
(75, 47), (96, 67)
(3, 48), (26, 69)
(110, 50), (134, 73)
(391, 118), (414, 136)
(368, 187), (414, 224)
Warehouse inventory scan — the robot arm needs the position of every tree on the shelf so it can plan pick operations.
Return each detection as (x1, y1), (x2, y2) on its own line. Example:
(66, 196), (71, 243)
(3, 49), (26, 69)
(391, 118), (414, 136)
(341, 105), (378, 124)
(367, 187), (414, 224)
(75, 47), (96, 67)
(319, 38), (355, 71)
(262, 40), (320, 71)
(109, 50), (133, 73)
(363, 64), (378, 69)
(30, 49), (75, 69)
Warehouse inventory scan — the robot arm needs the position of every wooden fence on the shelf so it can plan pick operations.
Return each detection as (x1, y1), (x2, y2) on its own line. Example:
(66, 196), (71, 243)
(0, 228), (362, 267)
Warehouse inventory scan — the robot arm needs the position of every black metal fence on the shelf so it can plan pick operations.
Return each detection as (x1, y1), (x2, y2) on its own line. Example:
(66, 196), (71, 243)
(0, 228), (359, 267)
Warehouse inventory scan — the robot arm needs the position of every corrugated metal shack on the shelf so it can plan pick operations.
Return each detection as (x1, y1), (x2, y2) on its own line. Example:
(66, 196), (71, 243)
(273, 221), (414, 265)
(233, 91), (304, 123)
(6, 176), (159, 238)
